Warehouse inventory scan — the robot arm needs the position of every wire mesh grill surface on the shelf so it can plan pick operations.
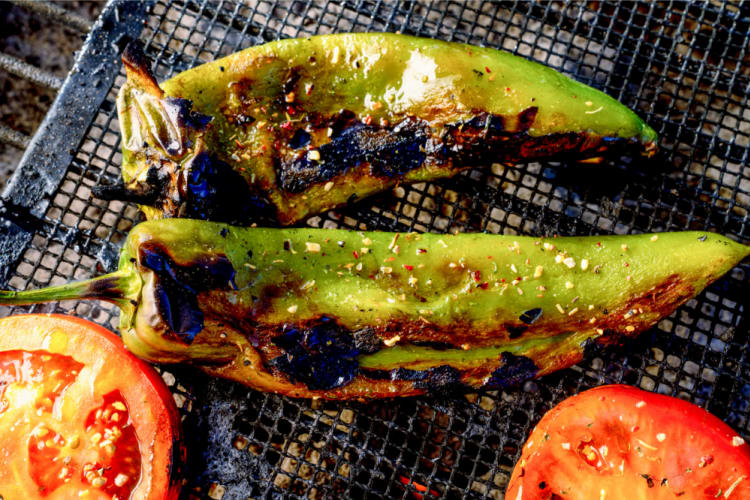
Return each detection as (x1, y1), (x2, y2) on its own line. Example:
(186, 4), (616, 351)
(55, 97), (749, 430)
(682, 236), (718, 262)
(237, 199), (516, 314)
(1, 1), (749, 498)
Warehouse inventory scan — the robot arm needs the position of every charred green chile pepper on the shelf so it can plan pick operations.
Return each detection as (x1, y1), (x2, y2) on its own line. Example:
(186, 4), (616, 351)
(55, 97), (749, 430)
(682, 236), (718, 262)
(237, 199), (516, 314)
(104, 33), (658, 225)
(1, 221), (746, 400)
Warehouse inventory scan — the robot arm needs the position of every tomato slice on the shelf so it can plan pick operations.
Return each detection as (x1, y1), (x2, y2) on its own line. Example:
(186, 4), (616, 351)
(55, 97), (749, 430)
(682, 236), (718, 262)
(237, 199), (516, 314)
(507, 385), (750, 500)
(0, 314), (184, 499)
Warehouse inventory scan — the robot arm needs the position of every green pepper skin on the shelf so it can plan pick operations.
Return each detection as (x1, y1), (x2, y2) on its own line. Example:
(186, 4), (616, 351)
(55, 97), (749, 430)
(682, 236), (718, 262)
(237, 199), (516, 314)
(113, 33), (657, 225)
(2, 221), (745, 400)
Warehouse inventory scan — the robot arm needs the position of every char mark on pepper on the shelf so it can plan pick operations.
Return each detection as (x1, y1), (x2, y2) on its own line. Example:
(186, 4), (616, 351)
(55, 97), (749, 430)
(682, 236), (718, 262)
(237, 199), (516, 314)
(361, 365), (465, 394)
(278, 117), (430, 193)
(184, 152), (276, 225)
(268, 317), (359, 390)
(85, 275), (134, 302)
(275, 105), (643, 194)
(485, 352), (539, 389)
(138, 242), (237, 343)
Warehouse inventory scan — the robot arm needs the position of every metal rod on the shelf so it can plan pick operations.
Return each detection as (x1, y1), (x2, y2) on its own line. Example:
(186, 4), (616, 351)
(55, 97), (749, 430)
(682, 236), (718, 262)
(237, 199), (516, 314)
(0, 124), (31, 149)
(0, 52), (63, 90)
(11, 0), (93, 33)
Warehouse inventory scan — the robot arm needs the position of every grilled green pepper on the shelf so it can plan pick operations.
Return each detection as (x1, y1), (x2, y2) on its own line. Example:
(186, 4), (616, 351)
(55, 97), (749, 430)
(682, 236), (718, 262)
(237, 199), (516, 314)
(104, 33), (658, 225)
(1, 221), (745, 400)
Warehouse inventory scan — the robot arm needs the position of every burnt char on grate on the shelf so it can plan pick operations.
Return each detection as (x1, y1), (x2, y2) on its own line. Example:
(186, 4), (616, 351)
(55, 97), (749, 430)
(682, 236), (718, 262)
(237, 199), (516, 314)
(0, 1), (749, 499)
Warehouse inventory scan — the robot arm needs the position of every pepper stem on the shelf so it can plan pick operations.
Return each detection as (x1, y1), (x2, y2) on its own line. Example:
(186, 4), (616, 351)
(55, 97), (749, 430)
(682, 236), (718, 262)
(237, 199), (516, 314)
(0, 269), (134, 307)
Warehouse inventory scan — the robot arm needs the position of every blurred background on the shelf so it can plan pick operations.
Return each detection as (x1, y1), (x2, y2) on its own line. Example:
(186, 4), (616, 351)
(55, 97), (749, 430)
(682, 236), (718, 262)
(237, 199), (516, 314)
(0, 1), (103, 190)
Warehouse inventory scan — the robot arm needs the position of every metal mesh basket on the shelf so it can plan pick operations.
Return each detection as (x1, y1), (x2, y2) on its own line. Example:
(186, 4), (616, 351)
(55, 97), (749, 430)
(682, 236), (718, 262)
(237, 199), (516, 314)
(1, 1), (749, 498)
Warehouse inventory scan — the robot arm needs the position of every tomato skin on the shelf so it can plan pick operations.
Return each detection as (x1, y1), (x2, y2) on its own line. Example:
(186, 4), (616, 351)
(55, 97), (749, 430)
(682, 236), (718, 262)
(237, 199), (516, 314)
(506, 385), (750, 500)
(0, 314), (184, 500)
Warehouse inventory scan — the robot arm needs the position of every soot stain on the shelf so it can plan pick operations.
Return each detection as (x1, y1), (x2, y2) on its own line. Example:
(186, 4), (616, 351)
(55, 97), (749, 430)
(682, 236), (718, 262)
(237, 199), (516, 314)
(138, 242), (237, 343)
(269, 317), (359, 391)
(486, 352), (539, 389)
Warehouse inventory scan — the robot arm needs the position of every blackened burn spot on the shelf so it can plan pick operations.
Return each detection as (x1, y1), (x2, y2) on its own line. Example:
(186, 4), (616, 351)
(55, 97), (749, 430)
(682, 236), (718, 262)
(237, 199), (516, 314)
(138, 242), (237, 343)
(234, 113), (256, 126)
(269, 318), (359, 390)
(155, 97), (212, 155)
(289, 128), (311, 149)
(278, 118), (429, 193)
(84, 275), (133, 302)
(413, 365), (462, 392)
(361, 365), (464, 393)
(163, 97), (212, 131)
(392, 367), (428, 381)
(282, 69), (301, 94)
(581, 336), (604, 358)
(275, 105), (644, 196)
(517, 107), (538, 130)
(186, 152), (275, 224)
(486, 352), (539, 389)
(519, 308), (543, 325)
(352, 327), (381, 354)
(507, 325), (527, 339)
(411, 340), (454, 350)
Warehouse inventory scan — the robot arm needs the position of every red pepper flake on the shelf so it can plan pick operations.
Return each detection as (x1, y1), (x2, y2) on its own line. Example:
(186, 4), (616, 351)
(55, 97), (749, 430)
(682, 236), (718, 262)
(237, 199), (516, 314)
(505, 87), (510, 91)
(485, 66), (491, 73)
(369, 274), (375, 279)
(478, 282), (489, 290)
(280, 121), (293, 131)
(500, 278), (506, 283)
(472, 270), (481, 282)
(403, 265), (414, 271)
(235, 139), (245, 149)
(487, 255), (493, 259)
(363, 115), (373, 125)
(261, 145), (267, 151)
(286, 105), (297, 115)
(417, 248), (427, 254)
(398, 476), (439, 500)
(597, 242), (602, 247)
(353, 251), (360, 259)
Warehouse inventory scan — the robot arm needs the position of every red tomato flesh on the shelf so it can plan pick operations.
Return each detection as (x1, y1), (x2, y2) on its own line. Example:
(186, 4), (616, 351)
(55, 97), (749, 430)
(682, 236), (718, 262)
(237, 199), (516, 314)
(0, 314), (184, 500)
(506, 385), (750, 500)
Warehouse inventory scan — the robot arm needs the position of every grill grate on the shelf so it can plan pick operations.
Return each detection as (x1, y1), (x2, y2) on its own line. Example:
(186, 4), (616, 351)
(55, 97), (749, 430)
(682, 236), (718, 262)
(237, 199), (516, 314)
(1, 1), (749, 498)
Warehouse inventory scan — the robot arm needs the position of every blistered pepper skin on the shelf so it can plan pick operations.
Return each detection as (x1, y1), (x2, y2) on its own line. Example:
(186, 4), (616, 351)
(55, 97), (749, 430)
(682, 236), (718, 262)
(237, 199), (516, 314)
(2, 221), (746, 400)
(112, 33), (658, 226)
